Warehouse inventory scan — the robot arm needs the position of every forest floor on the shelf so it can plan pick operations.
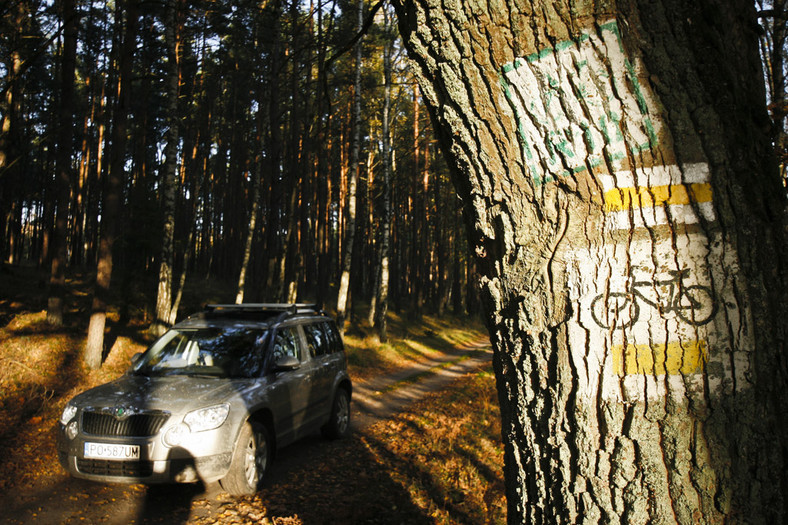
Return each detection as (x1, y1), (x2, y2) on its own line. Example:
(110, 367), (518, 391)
(0, 264), (506, 524)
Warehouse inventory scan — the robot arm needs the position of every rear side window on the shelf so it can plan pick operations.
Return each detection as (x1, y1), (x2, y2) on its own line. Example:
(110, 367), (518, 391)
(321, 321), (343, 354)
(304, 323), (328, 358)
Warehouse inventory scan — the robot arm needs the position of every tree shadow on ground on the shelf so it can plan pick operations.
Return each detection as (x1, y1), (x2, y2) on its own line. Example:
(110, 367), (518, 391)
(233, 432), (432, 525)
(0, 430), (433, 524)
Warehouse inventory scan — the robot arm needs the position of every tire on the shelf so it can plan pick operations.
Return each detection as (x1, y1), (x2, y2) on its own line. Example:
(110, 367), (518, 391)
(676, 285), (717, 326)
(590, 292), (639, 329)
(220, 422), (269, 496)
(322, 388), (350, 439)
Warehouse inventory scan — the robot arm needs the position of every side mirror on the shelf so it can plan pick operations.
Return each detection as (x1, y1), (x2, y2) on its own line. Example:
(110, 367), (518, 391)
(273, 355), (300, 372)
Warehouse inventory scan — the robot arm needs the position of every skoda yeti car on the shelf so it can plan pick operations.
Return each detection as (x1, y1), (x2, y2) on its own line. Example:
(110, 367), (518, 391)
(57, 303), (352, 495)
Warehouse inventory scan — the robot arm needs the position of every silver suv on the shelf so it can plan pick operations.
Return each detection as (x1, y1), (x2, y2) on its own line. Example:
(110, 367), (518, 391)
(57, 304), (352, 495)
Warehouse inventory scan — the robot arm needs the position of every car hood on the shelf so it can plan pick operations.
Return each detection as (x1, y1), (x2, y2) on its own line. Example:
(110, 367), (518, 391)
(70, 373), (253, 414)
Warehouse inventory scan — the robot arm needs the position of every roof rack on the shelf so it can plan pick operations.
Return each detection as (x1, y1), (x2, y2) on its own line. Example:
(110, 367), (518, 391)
(205, 303), (320, 315)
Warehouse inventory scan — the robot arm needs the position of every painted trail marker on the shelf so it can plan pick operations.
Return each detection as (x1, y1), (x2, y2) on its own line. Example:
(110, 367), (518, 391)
(502, 21), (752, 402)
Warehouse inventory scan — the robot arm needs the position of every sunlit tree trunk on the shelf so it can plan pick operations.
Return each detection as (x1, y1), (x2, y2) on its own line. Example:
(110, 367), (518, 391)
(84, 0), (137, 368)
(236, 167), (260, 304)
(337, 0), (364, 334)
(372, 8), (395, 341)
(152, 0), (181, 335)
(393, 0), (788, 522)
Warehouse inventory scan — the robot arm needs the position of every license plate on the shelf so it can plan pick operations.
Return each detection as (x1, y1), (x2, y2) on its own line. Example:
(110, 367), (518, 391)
(83, 442), (141, 461)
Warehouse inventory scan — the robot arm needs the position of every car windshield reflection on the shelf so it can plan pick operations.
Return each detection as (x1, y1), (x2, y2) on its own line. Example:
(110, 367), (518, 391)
(133, 327), (269, 378)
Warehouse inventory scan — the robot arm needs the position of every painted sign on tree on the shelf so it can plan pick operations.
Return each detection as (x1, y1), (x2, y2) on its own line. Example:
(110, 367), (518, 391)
(502, 21), (751, 404)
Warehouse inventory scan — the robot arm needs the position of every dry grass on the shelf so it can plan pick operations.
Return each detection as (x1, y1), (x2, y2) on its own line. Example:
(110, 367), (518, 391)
(0, 310), (152, 492)
(362, 370), (506, 524)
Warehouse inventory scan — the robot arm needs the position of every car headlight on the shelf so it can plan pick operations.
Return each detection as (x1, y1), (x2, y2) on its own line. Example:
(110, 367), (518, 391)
(183, 404), (230, 433)
(60, 404), (78, 426)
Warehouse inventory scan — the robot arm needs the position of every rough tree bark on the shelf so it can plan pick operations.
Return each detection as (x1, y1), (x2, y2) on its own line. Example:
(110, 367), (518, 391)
(392, 0), (788, 522)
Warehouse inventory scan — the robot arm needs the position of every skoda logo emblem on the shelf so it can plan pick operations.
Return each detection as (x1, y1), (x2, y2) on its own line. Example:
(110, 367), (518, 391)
(115, 407), (129, 420)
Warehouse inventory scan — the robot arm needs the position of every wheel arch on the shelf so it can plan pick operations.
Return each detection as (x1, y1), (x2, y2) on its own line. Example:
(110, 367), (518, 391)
(247, 408), (276, 458)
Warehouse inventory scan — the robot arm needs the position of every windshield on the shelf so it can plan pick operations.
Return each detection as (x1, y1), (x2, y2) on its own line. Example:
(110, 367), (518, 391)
(133, 326), (269, 378)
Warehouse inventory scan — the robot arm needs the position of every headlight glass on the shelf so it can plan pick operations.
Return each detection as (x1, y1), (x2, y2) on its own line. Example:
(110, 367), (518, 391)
(183, 404), (230, 432)
(60, 404), (78, 425)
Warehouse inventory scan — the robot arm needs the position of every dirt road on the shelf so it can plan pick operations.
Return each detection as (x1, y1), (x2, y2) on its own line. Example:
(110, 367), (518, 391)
(0, 339), (492, 525)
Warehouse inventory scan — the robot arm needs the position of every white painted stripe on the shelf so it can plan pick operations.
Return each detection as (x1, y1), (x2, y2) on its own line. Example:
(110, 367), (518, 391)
(605, 202), (716, 231)
(597, 163), (710, 192)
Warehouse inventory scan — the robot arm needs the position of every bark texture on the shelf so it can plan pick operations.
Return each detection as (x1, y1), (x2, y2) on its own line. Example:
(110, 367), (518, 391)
(392, 0), (788, 522)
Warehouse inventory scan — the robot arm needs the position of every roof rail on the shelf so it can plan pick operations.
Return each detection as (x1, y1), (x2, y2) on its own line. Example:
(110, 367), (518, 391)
(205, 303), (320, 315)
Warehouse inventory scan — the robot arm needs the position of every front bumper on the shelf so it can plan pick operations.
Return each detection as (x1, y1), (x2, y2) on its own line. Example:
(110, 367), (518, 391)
(57, 426), (233, 484)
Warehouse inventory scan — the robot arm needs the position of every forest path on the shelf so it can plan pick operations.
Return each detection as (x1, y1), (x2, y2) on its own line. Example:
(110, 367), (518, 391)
(0, 337), (493, 525)
(351, 337), (493, 426)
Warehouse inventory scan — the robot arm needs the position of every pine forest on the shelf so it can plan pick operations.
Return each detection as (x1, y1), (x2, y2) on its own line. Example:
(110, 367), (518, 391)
(1, 0), (479, 347)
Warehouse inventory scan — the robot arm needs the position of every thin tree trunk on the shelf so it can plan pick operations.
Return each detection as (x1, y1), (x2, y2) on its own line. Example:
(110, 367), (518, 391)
(373, 9), (394, 342)
(168, 180), (200, 325)
(336, 0), (364, 334)
(84, 0), (137, 368)
(236, 166), (261, 304)
(0, 2), (24, 265)
(151, 0), (181, 335)
(47, 0), (79, 326)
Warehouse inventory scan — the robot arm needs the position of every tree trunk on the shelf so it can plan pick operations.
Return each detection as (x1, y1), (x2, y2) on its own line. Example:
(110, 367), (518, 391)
(411, 83), (429, 317)
(47, 0), (79, 326)
(373, 8), (395, 342)
(393, 0), (788, 522)
(151, 0), (181, 335)
(84, 0), (137, 368)
(0, 1), (24, 265)
(336, 0), (364, 334)
(236, 166), (261, 304)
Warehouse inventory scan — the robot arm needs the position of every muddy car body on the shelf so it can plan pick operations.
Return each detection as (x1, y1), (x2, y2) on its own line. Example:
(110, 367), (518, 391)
(57, 304), (352, 495)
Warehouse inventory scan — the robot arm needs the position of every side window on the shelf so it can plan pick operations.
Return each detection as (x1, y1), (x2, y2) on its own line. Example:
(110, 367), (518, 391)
(271, 327), (300, 362)
(322, 321), (343, 354)
(304, 323), (327, 358)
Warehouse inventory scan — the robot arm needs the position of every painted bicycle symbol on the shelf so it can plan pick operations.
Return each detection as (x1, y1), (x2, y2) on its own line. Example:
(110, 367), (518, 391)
(591, 268), (717, 329)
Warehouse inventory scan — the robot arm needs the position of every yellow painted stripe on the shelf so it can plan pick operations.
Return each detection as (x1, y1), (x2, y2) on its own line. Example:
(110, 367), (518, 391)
(611, 340), (708, 376)
(604, 183), (713, 212)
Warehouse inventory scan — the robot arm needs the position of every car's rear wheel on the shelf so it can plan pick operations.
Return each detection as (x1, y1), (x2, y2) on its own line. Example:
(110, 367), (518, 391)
(221, 421), (269, 496)
(322, 388), (350, 439)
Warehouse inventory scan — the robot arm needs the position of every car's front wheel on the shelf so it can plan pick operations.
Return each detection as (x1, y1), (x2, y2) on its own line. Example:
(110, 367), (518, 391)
(322, 388), (350, 439)
(221, 421), (269, 496)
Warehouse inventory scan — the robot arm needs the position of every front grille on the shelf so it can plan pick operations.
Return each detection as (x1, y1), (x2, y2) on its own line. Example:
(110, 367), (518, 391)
(77, 458), (154, 477)
(82, 411), (169, 437)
